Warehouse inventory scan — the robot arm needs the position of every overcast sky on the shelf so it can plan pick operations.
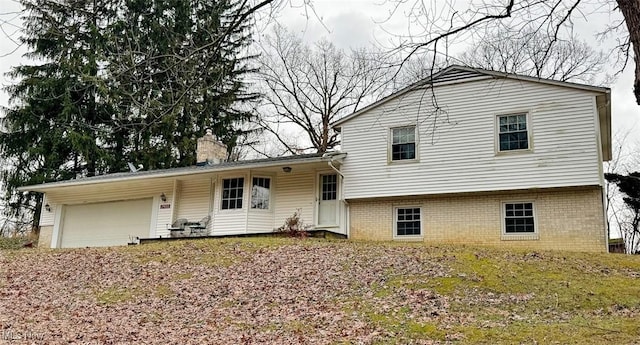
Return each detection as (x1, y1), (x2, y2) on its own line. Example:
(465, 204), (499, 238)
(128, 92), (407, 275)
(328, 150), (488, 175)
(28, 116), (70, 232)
(1, 0), (638, 151)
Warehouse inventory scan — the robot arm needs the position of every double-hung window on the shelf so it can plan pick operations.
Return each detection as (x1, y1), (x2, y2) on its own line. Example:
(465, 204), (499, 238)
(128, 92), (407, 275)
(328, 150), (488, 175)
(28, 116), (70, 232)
(503, 202), (535, 234)
(251, 177), (271, 210)
(222, 177), (244, 210)
(391, 126), (416, 161)
(395, 207), (422, 237)
(498, 114), (529, 151)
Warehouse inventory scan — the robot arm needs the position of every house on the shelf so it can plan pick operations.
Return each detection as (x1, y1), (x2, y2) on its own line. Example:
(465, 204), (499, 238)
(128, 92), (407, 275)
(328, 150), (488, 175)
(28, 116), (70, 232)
(608, 238), (626, 254)
(23, 138), (348, 248)
(20, 65), (611, 252)
(334, 65), (610, 252)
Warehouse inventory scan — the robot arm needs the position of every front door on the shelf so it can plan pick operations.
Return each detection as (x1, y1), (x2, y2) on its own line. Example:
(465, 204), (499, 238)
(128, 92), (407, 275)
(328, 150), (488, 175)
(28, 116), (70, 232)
(318, 173), (338, 226)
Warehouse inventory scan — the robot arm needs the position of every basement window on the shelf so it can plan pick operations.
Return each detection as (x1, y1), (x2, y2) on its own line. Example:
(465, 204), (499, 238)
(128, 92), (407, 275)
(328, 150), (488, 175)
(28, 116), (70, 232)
(394, 207), (422, 238)
(503, 202), (536, 234)
(222, 177), (244, 210)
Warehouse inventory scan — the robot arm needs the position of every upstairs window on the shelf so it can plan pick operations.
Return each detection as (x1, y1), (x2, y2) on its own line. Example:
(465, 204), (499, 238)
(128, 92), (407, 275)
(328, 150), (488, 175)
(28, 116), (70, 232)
(222, 177), (244, 210)
(498, 114), (529, 151)
(391, 126), (416, 161)
(251, 177), (271, 210)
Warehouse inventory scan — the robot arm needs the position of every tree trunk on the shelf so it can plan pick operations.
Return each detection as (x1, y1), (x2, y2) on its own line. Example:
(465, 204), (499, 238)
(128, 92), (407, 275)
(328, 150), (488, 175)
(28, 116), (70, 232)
(32, 194), (42, 229)
(617, 0), (640, 105)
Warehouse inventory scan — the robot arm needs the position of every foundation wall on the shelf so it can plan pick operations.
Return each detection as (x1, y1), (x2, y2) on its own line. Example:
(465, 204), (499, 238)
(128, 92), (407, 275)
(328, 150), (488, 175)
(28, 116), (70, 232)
(349, 187), (606, 252)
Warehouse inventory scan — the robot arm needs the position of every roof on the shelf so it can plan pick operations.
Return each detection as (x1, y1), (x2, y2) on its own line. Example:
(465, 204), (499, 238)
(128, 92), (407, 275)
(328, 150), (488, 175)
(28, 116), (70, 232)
(332, 64), (612, 160)
(19, 152), (344, 192)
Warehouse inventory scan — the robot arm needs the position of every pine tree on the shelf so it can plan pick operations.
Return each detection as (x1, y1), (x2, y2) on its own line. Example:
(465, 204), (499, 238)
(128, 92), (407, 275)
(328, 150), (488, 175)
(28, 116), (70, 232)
(1, 0), (259, 228)
(605, 172), (640, 253)
(106, 0), (258, 169)
(0, 0), (113, 229)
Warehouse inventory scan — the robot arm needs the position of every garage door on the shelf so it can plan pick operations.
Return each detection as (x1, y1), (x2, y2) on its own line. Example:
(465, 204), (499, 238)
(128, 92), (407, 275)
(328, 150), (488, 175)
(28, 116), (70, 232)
(60, 198), (153, 248)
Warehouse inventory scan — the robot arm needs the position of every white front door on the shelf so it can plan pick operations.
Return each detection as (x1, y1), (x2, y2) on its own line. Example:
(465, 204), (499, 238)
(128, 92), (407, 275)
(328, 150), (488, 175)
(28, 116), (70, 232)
(317, 173), (338, 227)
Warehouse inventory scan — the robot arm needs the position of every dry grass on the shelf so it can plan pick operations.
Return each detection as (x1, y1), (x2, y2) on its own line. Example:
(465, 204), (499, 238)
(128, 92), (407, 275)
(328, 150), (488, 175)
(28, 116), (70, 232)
(1, 238), (639, 344)
(0, 235), (36, 250)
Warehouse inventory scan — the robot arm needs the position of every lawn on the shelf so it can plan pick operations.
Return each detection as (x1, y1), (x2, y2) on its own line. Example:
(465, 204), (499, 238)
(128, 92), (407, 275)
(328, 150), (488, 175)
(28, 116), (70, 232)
(1, 238), (639, 344)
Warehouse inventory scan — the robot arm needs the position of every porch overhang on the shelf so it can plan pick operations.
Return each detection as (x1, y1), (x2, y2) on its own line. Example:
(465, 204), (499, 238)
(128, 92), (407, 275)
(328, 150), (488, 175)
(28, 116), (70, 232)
(19, 152), (347, 194)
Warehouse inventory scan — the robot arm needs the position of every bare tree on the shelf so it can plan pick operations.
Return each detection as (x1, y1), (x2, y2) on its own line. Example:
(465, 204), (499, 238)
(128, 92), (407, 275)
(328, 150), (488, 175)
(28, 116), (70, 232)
(606, 171), (640, 254)
(382, 0), (640, 104)
(381, 53), (447, 91)
(606, 127), (640, 253)
(255, 26), (391, 155)
(459, 26), (607, 84)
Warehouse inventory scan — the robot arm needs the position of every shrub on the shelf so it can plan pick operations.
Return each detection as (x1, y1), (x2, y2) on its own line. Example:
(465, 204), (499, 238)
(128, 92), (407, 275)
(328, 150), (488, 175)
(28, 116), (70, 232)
(277, 209), (311, 238)
(0, 235), (35, 250)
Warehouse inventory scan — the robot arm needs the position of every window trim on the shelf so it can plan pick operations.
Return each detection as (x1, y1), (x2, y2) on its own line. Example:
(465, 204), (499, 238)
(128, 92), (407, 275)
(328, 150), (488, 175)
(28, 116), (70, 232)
(393, 206), (423, 240)
(320, 173), (338, 202)
(500, 201), (539, 240)
(388, 125), (419, 164)
(220, 177), (245, 211)
(495, 112), (533, 155)
(250, 176), (272, 211)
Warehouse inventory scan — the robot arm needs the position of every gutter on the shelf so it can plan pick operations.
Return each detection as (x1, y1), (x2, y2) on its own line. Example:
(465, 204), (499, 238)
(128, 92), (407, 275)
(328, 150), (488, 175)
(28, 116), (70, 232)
(324, 155), (346, 178)
(18, 155), (328, 192)
(323, 152), (350, 238)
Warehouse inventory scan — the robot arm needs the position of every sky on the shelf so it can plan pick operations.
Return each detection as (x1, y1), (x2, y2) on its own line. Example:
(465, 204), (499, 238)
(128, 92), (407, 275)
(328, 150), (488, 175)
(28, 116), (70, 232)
(0, 0), (639, 153)
(268, 0), (639, 147)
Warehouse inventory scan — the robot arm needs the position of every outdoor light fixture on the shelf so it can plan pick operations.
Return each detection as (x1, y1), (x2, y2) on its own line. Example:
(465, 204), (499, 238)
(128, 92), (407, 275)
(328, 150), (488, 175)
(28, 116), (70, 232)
(160, 193), (167, 202)
(282, 166), (292, 173)
(45, 203), (51, 212)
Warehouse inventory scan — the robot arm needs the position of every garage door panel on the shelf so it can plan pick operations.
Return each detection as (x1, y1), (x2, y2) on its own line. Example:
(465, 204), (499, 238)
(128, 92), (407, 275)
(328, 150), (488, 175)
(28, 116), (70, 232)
(61, 198), (152, 248)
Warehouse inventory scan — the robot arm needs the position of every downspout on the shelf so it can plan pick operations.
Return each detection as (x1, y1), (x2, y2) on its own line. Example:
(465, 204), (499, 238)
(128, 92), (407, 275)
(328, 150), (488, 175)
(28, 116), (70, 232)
(592, 95), (609, 252)
(327, 160), (343, 178)
(324, 153), (349, 238)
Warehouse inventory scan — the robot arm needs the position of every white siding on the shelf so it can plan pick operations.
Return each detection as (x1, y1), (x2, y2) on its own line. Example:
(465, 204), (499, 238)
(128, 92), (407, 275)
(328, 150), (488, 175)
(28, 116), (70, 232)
(340, 78), (602, 199)
(176, 179), (211, 222)
(247, 175), (276, 232)
(210, 173), (250, 235)
(209, 169), (339, 234)
(152, 178), (212, 237)
(247, 210), (276, 233)
(171, 180), (181, 225)
(39, 194), (56, 226)
(46, 179), (174, 204)
(274, 170), (316, 228)
(155, 191), (174, 238)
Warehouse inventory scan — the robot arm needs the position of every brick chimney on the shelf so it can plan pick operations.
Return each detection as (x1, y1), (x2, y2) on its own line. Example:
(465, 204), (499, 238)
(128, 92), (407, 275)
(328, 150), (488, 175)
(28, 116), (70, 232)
(196, 129), (227, 165)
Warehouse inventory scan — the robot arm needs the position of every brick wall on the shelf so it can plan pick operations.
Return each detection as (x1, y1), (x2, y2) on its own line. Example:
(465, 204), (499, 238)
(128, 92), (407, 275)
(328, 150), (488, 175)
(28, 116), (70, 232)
(349, 186), (606, 252)
(38, 226), (53, 248)
(196, 129), (227, 164)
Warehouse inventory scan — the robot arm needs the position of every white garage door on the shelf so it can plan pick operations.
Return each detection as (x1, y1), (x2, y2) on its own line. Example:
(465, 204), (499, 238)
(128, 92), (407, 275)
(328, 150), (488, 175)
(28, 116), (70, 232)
(60, 198), (153, 248)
